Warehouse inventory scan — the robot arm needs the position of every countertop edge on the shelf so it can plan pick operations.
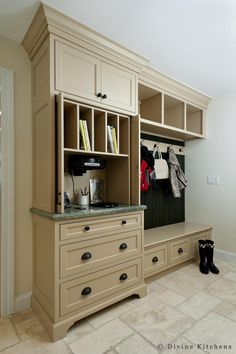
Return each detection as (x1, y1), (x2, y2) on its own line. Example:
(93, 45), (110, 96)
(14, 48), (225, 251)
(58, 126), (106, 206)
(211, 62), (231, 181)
(30, 205), (147, 221)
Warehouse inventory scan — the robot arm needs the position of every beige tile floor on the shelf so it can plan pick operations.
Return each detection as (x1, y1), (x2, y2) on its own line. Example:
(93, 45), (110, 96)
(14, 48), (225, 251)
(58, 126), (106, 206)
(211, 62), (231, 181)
(1, 259), (236, 354)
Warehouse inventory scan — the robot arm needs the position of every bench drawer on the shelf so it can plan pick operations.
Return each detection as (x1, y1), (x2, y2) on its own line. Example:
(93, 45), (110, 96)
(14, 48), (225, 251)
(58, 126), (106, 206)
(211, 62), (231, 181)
(169, 237), (193, 266)
(144, 244), (168, 278)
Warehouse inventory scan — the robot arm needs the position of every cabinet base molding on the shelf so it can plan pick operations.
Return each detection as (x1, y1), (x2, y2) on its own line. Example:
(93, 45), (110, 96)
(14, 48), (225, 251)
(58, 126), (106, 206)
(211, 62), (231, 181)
(32, 284), (147, 342)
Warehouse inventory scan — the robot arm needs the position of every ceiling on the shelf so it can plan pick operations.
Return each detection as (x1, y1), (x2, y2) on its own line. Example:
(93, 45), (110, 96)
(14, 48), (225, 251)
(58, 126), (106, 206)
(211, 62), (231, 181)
(0, 0), (236, 97)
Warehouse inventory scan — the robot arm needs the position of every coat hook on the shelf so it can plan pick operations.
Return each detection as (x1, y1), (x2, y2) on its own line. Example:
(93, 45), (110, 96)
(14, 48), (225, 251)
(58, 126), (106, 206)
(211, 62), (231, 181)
(179, 147), (185, 153)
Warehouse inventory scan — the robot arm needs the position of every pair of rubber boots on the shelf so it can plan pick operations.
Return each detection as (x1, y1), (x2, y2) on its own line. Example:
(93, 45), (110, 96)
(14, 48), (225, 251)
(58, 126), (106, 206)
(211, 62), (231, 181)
(198, 240), (219, 274)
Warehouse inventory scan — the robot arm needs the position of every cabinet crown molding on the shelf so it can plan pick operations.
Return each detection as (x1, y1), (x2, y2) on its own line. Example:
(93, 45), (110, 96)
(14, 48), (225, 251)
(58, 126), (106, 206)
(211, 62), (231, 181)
(140, 66), (211, 109)
(22, 2), (149, 72)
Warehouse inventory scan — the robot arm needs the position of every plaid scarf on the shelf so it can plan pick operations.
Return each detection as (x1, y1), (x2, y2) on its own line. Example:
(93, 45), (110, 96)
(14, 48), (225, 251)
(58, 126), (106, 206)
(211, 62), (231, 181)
(168, 147), (187, 198)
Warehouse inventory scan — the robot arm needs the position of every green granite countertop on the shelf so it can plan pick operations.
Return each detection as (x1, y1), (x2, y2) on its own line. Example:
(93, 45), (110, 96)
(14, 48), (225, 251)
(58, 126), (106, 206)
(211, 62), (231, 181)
(30, 204), (147, 221)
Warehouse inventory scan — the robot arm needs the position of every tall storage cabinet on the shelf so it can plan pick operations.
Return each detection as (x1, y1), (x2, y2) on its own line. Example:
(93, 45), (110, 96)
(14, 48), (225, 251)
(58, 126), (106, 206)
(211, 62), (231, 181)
(23, 3), (148, 213)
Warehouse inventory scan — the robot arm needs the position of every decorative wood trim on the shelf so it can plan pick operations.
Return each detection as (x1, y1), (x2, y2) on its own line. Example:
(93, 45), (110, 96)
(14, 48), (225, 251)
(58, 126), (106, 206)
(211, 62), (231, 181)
(139, 66), (211, 109)
(22, 3), (149, 72)
(0, 67), (15, 315)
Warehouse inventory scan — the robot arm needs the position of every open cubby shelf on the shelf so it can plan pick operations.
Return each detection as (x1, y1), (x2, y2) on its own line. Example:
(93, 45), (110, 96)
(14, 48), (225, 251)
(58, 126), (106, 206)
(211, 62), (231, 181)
(63, 99), (130, 155)
(138, 83), (205, 140)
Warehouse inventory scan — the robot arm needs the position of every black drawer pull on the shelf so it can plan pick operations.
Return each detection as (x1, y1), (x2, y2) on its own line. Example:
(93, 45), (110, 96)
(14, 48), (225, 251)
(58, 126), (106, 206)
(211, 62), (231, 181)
(81, 252), (92, 260)
(121, 220), (127, 225)
(119, 243), (128, 250)
(102, 94), (107, 99)
(96, 92), (102, 97)
(84, 226), (90, 231)
(119, 273), (128, 281)
(152, 256), (159, 263)
(178, 247), (183, 254)
(81, 287), (92, 296)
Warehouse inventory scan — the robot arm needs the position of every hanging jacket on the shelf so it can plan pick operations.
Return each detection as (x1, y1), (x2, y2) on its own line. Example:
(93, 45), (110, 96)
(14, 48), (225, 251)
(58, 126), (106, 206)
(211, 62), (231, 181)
(167, 147), (187, 198)
(140, 145), (154, 192)
(140, 159), (152, 192)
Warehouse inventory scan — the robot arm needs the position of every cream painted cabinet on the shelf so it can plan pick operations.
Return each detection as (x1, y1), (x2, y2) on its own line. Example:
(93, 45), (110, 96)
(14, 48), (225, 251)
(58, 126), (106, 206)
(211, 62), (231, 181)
(55, 41), (137, 115)
(31, 210), (146, 341)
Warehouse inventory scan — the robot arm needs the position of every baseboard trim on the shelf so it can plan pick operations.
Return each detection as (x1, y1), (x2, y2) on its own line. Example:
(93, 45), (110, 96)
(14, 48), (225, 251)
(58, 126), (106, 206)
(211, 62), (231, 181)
(15, 292), (32, 313)
(215, 248), (236, 264)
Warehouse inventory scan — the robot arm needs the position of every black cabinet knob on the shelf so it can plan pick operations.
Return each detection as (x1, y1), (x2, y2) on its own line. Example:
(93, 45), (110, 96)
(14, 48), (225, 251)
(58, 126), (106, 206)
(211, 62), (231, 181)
(81, 287), (92, 296)
(102, 94), (107, 99)
(81, 252), (92, 260)
(121, 220), (127, 225)
(97, 92), (102, 97)
(119, 243), (128, 250)
(119, 273), (128, 281)
(178, 247), (183, 254)
(152, 256), (159, 263)
(84, 226), (90, 231)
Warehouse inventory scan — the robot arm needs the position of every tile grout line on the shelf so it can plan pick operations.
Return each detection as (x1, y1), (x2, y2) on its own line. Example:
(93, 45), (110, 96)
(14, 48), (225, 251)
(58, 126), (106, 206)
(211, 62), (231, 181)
(118, 317), (159, 352)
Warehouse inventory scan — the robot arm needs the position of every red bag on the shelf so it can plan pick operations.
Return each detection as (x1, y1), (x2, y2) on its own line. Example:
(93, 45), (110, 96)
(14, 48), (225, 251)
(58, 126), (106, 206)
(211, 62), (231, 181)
(140, 159), (152, 192)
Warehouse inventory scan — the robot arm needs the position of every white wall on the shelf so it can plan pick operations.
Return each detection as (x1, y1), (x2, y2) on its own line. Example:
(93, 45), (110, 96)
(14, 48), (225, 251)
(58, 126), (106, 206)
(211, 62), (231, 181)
(186, 92), (236, 254)
(0, 35), (32, 298)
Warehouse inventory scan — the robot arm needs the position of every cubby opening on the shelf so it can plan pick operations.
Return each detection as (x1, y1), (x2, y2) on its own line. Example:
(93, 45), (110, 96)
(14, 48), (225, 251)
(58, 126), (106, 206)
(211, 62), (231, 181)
(78, 105), (93, 151)
(138, 84), (162, 123)
(186, 104), (203, 135)
(107, 113), (118, 153)
(64, 154), (130, 205)
(64, 101), (78, 149)
(119, 116), (129, 155)
(164, 95), (184, 129)
(94, 109), (106, 152)
(164, 95), (184, 130)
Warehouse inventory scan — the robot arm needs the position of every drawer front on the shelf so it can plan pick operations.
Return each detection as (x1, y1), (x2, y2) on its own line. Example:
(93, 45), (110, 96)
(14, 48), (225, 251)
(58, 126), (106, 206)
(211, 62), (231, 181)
(60, 213), (142, 241)
(169, 237), (193, 266)
(60, 258), (141, 317)
(60, 229), (142, 278)
(193, 231), (212, 257)
(144, 244), (168, 277)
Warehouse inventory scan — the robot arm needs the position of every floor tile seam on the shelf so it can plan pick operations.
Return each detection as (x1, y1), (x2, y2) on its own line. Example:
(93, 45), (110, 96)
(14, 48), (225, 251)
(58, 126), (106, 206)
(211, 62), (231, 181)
(148, 288), (188, 307)
(118, 317), (159, 352)
(210, 309), (236, 325)
(110, 332), (136, 351)
(0, 319), (21, 346)
(177, 300), (224, 322)
(102, 347), (119, 354)
(161, 332), (210, 354)
(86, 304), (138, 330)
(0, 339), (21, 353)
(62, 339), (74, 354)
(181, 334), (211, 354)
(222, 273), (236, 282)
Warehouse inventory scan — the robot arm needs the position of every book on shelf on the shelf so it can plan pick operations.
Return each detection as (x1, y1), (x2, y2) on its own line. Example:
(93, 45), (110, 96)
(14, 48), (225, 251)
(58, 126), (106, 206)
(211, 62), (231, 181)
(107, 125), (114, 153)
(79, 120), (88, 151)
(111, 126), (118, 154)
(83, 120), (91, 151)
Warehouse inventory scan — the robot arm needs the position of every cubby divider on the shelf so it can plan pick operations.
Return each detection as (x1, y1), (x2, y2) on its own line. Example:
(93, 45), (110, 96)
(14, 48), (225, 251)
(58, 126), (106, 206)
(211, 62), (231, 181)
(94, 109), (106, 152)
(119, 116), (130, 155)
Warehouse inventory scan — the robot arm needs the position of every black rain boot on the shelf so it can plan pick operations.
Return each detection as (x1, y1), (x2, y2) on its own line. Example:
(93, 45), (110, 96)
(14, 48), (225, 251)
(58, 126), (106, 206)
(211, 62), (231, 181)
(198, 240), (209, 274)
(206, 240), (219, 274)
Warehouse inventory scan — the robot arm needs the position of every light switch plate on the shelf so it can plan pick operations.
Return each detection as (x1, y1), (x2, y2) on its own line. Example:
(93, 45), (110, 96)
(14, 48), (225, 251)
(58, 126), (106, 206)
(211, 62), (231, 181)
(207, 175), (220, 185)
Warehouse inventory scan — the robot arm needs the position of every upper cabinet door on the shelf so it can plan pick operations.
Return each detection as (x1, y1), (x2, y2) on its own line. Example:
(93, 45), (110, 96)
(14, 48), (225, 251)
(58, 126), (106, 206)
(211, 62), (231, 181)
(55, 41), (137, 115)
(55, 41), (101, 103)
(101, 62), (137, 114)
